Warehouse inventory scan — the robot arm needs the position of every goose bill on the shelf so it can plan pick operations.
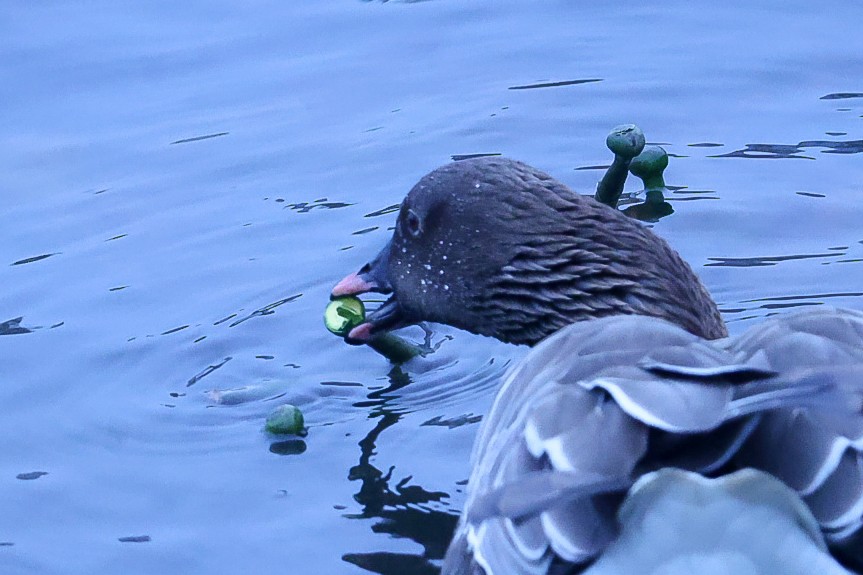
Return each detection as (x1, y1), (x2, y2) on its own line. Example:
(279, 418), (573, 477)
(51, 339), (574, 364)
(346, 295), (408, 343)
(331, 240), (393, 298)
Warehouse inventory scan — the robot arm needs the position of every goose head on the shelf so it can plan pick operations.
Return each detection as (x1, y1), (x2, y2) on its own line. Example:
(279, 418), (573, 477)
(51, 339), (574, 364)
(333, 157), (726, 345)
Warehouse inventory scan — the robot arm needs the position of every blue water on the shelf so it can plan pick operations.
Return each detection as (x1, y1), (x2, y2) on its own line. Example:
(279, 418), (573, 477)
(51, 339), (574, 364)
(2, 1), (862, 574)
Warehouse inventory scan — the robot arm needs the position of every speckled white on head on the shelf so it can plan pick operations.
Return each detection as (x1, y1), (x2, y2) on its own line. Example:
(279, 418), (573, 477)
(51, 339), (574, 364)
(333, 157), (725, 345)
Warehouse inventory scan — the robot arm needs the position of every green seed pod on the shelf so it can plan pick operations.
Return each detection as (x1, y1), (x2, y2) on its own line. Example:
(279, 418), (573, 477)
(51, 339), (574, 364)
(629, 146), (669, 191)
(595, 124), (646, 208)
(606, 124), (646, 159)
(265, 404), (306, 436)
(325, 296), (366, 337)
(326, 295), (424, 363)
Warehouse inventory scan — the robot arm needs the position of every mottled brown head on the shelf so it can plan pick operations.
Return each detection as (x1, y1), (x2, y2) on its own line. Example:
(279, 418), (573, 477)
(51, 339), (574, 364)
(332, 157), (726, 345)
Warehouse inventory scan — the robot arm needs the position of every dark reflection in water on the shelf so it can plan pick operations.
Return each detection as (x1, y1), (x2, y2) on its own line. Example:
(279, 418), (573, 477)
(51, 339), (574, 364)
(269, 439), (308, 456)
(451, 153), (502, 161)
(16, 471), (48, 480)
(798, 139), (863, 154)
(161, 324), (190, 336)
(724, 291), (863, 322)
(421, 414), (482, 429)
(575, 164), (610, 171)
(711, 139), (863, 159)
(282, 198), (354, 213)
(187, 356), (233, 387)
(10, 253), (58, 266)
(508, 78), (602, 90)
(343, 366), (458, 575)
(620, 191), (674, 223)
(744, 292), (863, 304)
(365, 204), (401, 218)
(670, 189), (720, 201)
(712, 143), (813, 160)
(750, 301), (822, 311)
(362, 0), (435, 4)
(117, 535), (151, 543)
(353, 226), (380, 236)
(169, 132), (229, 145)
(706, 252), (840, 267)
(0, 317), (32, 336)
(821, 92), (863, 100)
(228, 294), (303, 328)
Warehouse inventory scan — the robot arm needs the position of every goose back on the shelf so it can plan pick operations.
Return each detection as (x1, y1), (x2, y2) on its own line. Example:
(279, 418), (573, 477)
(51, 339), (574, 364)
(443, 307), (863, 575)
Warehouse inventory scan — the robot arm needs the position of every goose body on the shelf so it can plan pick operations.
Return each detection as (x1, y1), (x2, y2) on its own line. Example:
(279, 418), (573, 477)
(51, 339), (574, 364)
(442, 308), (863, 574)
(332, 157), (863, 573)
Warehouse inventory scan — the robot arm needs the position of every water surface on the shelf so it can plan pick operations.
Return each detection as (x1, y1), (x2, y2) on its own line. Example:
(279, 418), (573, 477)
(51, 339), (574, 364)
(2, 1), (863, 574)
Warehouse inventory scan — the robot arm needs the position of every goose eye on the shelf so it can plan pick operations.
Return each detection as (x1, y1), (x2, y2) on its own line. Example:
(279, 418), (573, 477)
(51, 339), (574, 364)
(405, 210), (423, 238)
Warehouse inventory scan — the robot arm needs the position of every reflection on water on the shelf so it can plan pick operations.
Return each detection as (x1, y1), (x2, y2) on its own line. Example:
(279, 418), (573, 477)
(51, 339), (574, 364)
(451, 153), (503, 161)
(3, 1), (863, 573)
(16, 471), (48, 481)
(170, 132), (230, 145)
(744, 292), (863, 307)
(621, 192), (674, 222)
(711, 139), (863, 160)
(344, 367), (458, 575)
(507, 78), (603, 90)
(187, 356), (233, 387)
(227, 294), (303, 328)
(284, 199), (354, 213)
(0, 317), (32, 336)
(269, 438), (308, 455)
(821, 93), (863, 100)
(706, 252), (841, 267)
(365, 205), (401, 219)
(10, 253), (58, 266)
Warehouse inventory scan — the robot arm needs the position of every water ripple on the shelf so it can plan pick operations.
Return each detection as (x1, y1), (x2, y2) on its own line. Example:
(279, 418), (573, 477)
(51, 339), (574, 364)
(508, 78), (602, 90)
(706, 252), (840, 267)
